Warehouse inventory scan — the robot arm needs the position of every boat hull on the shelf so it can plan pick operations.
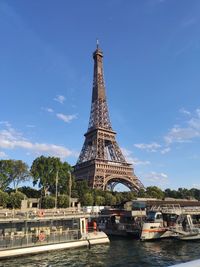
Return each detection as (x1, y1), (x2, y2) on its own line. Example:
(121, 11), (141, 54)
(140, 222), (172, 241)
(0, 232), (109, 259)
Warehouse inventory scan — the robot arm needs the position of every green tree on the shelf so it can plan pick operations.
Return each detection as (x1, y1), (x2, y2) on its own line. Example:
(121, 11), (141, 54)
(146, 186), (164, 199)
(0, 160), (29, 191)
(0, 160), (12, 190)
(137, 188), (147, 198)
(164, 188), (179, 199)
(49, 161), (73, 195)
(9, 191), (26, 209)
(190, 188), (200, 201)
(82, 193), (94, 206)
(75, 180), (90, 203)
(122, 191), (137, 202)
(30, 156), (72, 196)
(105, 192), (116, 206)
(0, 190), (9, 208)
(177, 188), (191, 199)
(57, 194), (69, 208)
(18, 186), (41, 198)
(41, 195), (55, 209)
(94, 195), (105, 206)
(115, 193), (123, 205)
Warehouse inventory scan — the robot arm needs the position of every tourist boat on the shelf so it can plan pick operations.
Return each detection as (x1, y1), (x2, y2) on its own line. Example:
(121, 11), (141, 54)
(98, 208), (146, 238)
(140, 210), (177, 241)
(171, 214), (200, 241)
(140, 205), (181, 241)
(0, 208), (109, 259)
(140, 205), (200, 241)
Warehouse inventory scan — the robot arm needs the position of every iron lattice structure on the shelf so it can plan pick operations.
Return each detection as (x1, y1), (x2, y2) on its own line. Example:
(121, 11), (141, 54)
(73, 44), (144, 191)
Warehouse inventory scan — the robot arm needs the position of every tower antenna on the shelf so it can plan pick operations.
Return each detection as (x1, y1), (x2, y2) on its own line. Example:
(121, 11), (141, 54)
(96, 38), (99, 49)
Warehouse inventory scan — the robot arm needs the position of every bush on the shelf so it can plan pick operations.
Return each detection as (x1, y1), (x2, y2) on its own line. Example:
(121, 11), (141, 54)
(0, 190), (9, 208)
(41, 195), (55, 209)
(9, 191), (26, 209)
(105, 192), (116, 206)
(58, 194), (69, 208)
(94, 195), (105, 206)
(82, 193), (94, 206)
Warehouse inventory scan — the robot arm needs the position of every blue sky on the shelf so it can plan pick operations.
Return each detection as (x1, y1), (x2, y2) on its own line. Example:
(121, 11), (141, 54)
(0, 0), (200, 190)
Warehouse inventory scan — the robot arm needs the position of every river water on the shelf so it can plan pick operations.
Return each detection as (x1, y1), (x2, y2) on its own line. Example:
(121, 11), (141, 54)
(0, 238), (200, 267)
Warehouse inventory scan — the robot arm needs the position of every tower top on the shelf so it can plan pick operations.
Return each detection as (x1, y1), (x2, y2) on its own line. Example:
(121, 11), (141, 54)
(88, 42), (112, 131)
(93, 39), (103, 58)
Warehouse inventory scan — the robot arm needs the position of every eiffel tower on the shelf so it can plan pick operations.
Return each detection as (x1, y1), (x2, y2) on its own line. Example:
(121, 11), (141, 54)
(73, 42), (144, 191)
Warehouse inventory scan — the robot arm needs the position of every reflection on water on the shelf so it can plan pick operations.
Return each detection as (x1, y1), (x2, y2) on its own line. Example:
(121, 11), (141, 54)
(0, 238), (200, 267)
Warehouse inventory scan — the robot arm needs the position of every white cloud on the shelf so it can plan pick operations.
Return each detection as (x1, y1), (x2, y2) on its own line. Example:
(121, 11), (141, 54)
(42, 107), (54, 113)
(161, 147), (171, 154)
(164, 108), (200, 144)
(46, 108), (54, 113)
(0, 123), (76, 159)
(179, 108), (191, 116)
(0, 121), (11, 127)
(56, 113), (77, 123)
(164, 126), (198, 144)
(0, 151), (7, 158)
(192, 184), (200, 189)
(143, 171), (169, 187)
(134, 142), (161, 152)
(135, 108), (200, 153)
(54, 95), (65, 104)
(121, 148), (150, 166)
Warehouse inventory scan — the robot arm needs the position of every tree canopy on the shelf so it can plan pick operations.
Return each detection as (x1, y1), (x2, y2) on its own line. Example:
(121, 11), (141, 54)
(1, 155), (200, 209)
(30, 156), (72, 196)
(0, 160), (29, 191)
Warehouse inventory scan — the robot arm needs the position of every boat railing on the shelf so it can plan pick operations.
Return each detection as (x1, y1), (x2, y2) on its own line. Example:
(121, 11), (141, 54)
(170, 223), (200, 235)
(0, 208), (89, 221)
(150, 204), (183, 214)
(0, 229), (82, 251)
(182, 206), (200, 214)
(150, 205), (200, 215)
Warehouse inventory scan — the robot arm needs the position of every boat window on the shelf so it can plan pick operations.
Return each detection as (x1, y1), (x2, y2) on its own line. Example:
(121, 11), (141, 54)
(156, 214), (163, 220)
(147, 212), (156, 221)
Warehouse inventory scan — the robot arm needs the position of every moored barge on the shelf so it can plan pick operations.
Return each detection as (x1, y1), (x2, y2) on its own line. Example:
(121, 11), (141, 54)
(0, 208), (109, 259)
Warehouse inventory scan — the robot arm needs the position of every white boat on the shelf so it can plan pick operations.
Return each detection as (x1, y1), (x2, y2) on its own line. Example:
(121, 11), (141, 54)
(140, 210), (176, 241)
(140, 205), (200, 241)
(0, 208), (110, 259)
(171, 214), (200, 241)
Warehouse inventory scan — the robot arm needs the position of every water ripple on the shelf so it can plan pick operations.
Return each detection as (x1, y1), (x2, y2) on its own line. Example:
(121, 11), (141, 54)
(0, 239), (200, 267)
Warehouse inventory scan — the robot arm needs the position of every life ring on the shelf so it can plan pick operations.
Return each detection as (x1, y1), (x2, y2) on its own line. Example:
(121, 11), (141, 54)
(39, 232), (45, 242)
(38, 210), (44, 217)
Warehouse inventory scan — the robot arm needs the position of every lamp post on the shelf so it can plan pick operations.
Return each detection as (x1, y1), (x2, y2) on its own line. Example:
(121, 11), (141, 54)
(55, 170), (58, 209)
(68, 170), (71, 208)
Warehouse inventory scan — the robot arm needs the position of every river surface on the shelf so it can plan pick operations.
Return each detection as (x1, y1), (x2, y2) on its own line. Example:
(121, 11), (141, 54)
(0, 238), (200, 267)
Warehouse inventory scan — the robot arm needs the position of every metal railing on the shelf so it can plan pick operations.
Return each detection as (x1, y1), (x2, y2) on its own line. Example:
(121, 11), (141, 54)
(0, 208), (89, 221)
(0, 229), (81, 251)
